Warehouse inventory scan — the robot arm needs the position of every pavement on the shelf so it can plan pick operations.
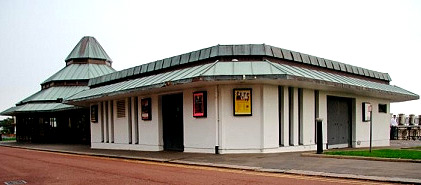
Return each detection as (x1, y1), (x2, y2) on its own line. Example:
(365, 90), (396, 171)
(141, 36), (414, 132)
(1, 140), (420, 184)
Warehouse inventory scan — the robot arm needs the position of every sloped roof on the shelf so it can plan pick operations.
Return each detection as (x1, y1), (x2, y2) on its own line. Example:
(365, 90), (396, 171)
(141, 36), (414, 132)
(1, 87), (88, 116)
(1, 36), (116, 116)
(20, 86), (89, 104)
(42, 64), (116, 84)
(67, 60), (418, 103)
(65, 36), (112, 62)
(89, 44), (391, 87)
(1, 103), (77, 116)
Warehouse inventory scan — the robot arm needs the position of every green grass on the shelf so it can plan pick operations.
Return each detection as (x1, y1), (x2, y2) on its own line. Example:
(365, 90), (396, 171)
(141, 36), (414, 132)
(1, 137), (16, 141)
(324, 149), (421, 160)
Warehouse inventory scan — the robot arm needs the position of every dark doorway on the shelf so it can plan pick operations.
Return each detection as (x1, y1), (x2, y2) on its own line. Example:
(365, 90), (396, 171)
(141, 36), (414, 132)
(327, 96), (352, 148)
(162, 93), (184, 151)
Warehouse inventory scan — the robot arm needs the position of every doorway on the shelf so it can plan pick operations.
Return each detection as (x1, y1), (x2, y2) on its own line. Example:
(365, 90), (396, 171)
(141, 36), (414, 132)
(162, 93), (184, 151)
(327, 96), (352, 148)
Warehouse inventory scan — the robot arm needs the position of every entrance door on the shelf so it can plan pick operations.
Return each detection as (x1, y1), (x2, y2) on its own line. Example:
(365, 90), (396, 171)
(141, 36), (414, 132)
(327, 96), (352, 148)
(162, 93), (184, 151)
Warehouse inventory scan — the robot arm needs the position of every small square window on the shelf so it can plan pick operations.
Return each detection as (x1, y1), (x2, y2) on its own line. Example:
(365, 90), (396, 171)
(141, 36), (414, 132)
(378, 104), (387, 113)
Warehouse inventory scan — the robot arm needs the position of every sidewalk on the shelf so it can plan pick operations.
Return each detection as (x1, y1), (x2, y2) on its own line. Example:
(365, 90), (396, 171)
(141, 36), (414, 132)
(1, 141), (420, 184)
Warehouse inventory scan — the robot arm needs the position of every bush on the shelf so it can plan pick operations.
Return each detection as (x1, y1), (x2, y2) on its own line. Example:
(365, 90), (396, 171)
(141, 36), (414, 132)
(0, 118), (14, 134)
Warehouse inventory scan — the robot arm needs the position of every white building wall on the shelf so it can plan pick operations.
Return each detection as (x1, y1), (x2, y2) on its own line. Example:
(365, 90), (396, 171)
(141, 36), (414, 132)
(321, 91), (391, 149)
(108, 101), (114, 143)
(90, 103), (102, 143)
(317, 91), (329, 149)
(261, 85), (279, 150)
(89, 83), (391, 153)
(113, 98), (129, 144)
(290, 88), (299, 146)
(137, 94), (163, 151)
(183, 86), (217, 153)
(219, 84), (262, 153)
(301, 89), (315, 145)
(353, 98), (390, 147)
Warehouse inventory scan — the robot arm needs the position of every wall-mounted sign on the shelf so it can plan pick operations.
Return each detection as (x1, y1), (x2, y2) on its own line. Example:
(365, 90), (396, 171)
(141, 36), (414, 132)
(141, 98), (152, 120)
(193, 91), (207, 117)
(362, 102), (372, 122)
(90, 105), (98, 123)
(233, 88), (252, 116)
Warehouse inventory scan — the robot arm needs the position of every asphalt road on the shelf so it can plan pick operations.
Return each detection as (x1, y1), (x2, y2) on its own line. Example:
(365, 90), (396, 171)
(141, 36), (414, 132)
(0, 146), (396, 185)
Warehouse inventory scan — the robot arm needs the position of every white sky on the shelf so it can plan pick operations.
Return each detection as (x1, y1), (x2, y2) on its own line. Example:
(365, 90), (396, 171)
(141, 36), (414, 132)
(0, 0), (420, 120)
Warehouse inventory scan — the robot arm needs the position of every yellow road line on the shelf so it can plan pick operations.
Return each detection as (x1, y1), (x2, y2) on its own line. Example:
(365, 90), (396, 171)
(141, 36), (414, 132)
(25, 148), (395, 185)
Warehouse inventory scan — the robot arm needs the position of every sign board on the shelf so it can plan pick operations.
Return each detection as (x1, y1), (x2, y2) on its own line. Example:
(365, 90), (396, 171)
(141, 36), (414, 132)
(193, 91), (207, 117)
(233, 88), (252, 116)
(90, 105), (98, 123)
(141, 98), (152, 120)
(362, 102), (372, 122)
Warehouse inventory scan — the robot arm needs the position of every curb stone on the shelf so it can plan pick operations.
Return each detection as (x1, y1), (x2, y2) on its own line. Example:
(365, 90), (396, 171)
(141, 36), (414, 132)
(1, 144), (420, 184)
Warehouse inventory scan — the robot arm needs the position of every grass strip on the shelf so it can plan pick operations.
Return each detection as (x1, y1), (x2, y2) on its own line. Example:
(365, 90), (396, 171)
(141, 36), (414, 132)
(1, 138), (16, 141)
(324, 149), (421, 160)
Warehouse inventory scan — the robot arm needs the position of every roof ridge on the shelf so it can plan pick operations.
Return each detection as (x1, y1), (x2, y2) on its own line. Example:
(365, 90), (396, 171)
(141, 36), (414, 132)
(263, 59), (290, 75)
(65, 36), (112, 62)
(198, 60), (220, 76)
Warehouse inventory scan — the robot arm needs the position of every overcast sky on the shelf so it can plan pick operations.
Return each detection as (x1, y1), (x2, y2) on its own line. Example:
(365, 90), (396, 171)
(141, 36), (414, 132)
(0, 0), (420, 120)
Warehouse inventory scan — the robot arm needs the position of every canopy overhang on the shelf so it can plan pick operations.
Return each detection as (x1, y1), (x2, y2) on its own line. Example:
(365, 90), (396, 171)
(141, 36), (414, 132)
(65, 60), (418, 106)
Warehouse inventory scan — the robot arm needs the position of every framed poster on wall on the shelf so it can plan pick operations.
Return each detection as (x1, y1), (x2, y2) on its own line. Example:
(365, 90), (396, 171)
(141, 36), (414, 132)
(141, 98), (152, 120)
(90, 105), (98, 123)
(362, 102), (372, 122)
(233, 88), (252, 116)
(193, 91), (207, 117)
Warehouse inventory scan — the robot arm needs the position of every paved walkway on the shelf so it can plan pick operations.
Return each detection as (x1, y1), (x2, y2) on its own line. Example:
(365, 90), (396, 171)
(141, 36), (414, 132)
(1, 140), (420, 184)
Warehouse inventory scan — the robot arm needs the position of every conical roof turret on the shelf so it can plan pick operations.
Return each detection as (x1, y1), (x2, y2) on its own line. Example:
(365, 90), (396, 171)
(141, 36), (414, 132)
(65, 36), (112, 62)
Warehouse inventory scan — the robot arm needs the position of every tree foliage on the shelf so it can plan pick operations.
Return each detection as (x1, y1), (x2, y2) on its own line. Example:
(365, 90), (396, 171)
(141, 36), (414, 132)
(0, 117), (14, 134)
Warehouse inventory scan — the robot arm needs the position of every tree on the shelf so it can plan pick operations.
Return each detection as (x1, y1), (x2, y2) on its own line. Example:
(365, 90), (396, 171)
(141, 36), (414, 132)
(0, 117), (14, 134)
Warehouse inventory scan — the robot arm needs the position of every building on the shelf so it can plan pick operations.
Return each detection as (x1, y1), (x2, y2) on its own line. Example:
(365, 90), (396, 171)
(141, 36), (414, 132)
(1, 37), (115, 143)
(66, 44), (418, 153)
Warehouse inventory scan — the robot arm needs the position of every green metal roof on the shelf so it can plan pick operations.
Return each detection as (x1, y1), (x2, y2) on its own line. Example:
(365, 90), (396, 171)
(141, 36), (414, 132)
(0, 103), (77, 116)
(1, 86), (87, 116)
(89, 44), (391, 87)
(65, 36), (112, 62)
(67, 60), (418, 103)
(20, 86), (89, 104)
(43, 64), (116, 84)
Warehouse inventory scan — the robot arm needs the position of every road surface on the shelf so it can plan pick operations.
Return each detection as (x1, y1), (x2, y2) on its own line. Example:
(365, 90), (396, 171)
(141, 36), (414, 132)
(0, 146), (395, 185)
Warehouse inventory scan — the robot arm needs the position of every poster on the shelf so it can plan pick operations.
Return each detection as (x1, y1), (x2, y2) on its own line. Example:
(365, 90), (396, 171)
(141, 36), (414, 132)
(141, 98), (152, 120)
(193, 91), (207, 117)
(363, 102), (372, 122)
(90, 105), (98, 123)
(233, 89), (252, 116)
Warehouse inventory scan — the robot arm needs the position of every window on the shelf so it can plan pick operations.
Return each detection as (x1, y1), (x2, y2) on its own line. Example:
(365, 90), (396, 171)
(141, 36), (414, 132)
(117, 100), (126, 118)
(378, 104), (387, 113)
(50, 118), (57, 128)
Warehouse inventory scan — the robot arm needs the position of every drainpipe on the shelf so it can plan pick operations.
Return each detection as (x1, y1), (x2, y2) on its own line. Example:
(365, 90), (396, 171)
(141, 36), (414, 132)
(215, 85), (220, 154)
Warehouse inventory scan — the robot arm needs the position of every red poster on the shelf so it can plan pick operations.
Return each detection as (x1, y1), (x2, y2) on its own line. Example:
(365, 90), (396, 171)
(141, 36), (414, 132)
(141, 98), (151, 120)
(193, 91), (207, 117)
